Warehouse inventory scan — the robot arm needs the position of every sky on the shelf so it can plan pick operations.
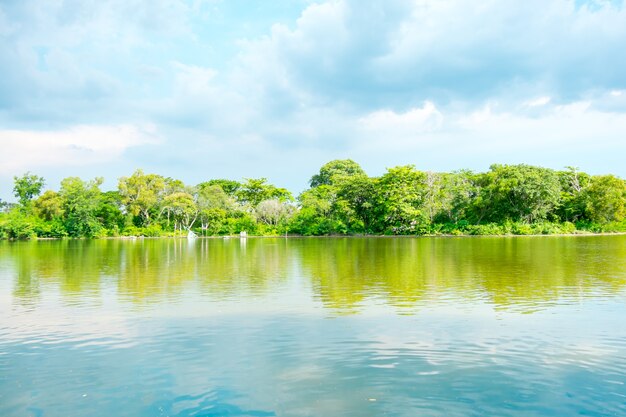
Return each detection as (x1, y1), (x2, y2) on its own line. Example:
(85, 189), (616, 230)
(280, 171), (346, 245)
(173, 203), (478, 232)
(1, 0), (626, 200)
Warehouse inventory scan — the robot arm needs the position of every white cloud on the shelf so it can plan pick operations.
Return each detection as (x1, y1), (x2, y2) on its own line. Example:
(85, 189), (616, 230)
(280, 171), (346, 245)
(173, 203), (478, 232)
(526, 96), (552, 107)
(2, 0), (626, 196)
(232, 0), (626, 112)
(172, 62), (218, 95)
(360, 102), (443, 131)
(453, 100), (626, 153)
(0, 125), (160, 175)
(346, 98), (626, 176)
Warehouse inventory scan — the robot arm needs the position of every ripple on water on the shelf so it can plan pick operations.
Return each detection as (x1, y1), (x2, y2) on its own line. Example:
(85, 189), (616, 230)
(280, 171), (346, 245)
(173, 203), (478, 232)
(2, 237), (626, 417)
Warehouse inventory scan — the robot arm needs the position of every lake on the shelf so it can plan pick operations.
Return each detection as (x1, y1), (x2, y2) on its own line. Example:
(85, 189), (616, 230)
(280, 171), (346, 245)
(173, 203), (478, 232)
(1, 236), (625, 417)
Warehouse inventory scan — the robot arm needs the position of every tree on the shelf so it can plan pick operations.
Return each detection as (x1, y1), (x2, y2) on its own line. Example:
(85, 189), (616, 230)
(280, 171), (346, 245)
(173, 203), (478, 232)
(334, 173), (378, 233)
(584, 175), (626, 223)
(375, 165), (428, 234)
(256, 199), (295, 227)
(161, 192), (198, 234)
(34, 190), (64, 221)
(59, 177), (104, 237)
(13, 173), (45, 208)
(95, 191), (125, 233)
(1, 210), (36, 239)
(557, 167), (591, 222)
(299, 185), (334, 217)
(236, 178), (292, 207)
(310, 159), (366, 187)
(199, 179), (242, 197)
(0, 199), (10, 213)
(118, 170), (165, 226)
(475, 164), (562, 223)
(163, 177), (186, 195)
(292, 185), (343, 235)
(437, 170), (477, 223)
(196, 185), (236, 235)
(423, 171), (445, 223)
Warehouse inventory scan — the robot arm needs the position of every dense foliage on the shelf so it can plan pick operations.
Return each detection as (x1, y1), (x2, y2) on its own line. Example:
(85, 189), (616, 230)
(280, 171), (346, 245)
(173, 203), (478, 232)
(1, 161), (626, 239)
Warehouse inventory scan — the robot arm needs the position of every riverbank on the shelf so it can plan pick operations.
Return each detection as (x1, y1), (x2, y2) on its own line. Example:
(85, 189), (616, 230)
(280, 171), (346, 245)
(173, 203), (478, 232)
(4, 230), (626, 241)
(3, 163), (626, 240)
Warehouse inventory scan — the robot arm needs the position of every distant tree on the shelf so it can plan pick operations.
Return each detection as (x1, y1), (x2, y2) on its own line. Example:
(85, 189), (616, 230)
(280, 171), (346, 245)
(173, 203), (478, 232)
(437, 170), (478, 223)
(3, 162), (626, 239)
(556, 167), (592, 222)
(34, 190), (64, 221)
(118, 170), (165, 226)
(423, 171), (446, 223)
(310, 159), (366, 187)
(95, 191), (125, 233)
(161, 192), (198, 234)
(196, 185), (236, 235)
(256, 199), (295, 227)
(376, 165), (428, 234)
(475, 164), (562, 223)
(292, 185), (343, 235)
(1, 210), (36, 239)
(298, 185), (334, 218)
(334, 173), (378, 233)
(236, 178), (293, 207)
(59, 177), (104, 237)
(584, 175), (626, 223)
(163, 177), (186, 195)
(199, 179), (242, 197)
(13, 173), (45, 208)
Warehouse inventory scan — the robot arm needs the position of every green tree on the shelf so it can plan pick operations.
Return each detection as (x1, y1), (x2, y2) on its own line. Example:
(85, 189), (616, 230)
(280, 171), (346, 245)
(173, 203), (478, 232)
(1, 210), (36, 239)
(163, 177), (186, 195)
(584, 175), (626, 223)
(557, 167), (591, 222)
(236, 178), (293, 207)
(199, 179), (242, 196)
(376, 165), (428, 234)
(310, 159), (366, 187)
(334, 174), (378, 233)
(34, 190), (64, 221)
(161, 192), (198, 234)
(59, 177), (104, 237)
(474, 164), (562, 223)
(437, 170), (478, 223)
(256, 199), (295, 227)
(118, 170), (166, 226)
(196, 185), (236, 235)
(96, 191), (125, 234)
(423, 171), (446, 223)
(292, 185), (344, 235)
(13, 173), (45, 208)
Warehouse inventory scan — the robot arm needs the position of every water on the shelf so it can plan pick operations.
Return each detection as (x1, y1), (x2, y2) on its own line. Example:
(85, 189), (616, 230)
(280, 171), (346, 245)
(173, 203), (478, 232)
(1, 236), (625, 417)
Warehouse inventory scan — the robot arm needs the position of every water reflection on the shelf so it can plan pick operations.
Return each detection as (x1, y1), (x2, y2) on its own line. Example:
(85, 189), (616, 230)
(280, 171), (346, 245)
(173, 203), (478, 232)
(2, 236), (625, 313)
(297, 236), (626, 313)
(1, 237), (626, 417)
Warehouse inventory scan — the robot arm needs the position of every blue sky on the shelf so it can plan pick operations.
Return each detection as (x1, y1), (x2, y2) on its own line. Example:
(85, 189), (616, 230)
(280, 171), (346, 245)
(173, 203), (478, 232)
(1, 0), (626, 200)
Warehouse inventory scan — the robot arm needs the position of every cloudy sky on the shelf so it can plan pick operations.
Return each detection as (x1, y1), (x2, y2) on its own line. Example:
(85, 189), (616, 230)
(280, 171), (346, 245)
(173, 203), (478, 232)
(1, 0), (626, 199)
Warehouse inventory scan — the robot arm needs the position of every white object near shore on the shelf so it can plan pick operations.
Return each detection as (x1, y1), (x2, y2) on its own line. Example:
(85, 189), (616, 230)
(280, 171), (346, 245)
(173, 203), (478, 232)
(187, 230), (197, 240)
(240, 231), (247, 238)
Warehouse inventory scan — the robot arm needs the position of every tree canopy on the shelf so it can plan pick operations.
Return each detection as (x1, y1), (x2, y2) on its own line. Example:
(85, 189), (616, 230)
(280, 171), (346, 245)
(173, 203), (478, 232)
(2, 162), (626, 239)
(309, 159), (366, 187)
(13, 173), (45, 207)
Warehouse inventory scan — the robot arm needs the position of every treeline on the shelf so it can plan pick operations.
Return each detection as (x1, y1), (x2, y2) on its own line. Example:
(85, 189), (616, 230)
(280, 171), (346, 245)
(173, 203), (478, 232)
(1, 160), (625, 239)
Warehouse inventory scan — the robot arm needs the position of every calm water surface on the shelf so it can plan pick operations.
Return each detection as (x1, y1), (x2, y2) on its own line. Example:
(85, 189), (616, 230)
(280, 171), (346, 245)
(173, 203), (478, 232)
(1, 236), (625, 416)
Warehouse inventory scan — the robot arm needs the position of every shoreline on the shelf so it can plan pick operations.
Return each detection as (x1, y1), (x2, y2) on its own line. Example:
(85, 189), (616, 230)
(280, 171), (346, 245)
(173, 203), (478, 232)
(3, 231), (626, 242)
